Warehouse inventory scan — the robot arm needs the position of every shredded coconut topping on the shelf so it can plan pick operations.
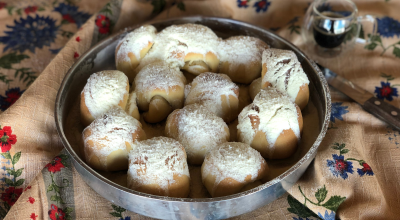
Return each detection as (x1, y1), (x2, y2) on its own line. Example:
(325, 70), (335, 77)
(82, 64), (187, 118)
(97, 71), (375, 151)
(261, 48), (309, 102)
(116, 25), (157, 63)
(185, 72), (238, 117)
(83, 70), (128, 119)
(134, 61), (185, 103)
(170, 104), (229, 162)
(219, 36), (269, 72)
(127, 137), (190, 192)
(83, 107), (142, 169)
(202, 142), (263, 186)
(237, 88), (300, 154)
(137, 24), (220, 70)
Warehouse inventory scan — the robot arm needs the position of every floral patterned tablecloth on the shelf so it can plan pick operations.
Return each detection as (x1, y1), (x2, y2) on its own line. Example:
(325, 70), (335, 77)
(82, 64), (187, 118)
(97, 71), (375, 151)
(0, 0), (399, 219)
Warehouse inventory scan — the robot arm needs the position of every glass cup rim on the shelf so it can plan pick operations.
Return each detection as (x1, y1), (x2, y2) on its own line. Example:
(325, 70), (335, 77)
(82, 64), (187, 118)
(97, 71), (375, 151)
(312, 0), (358, 21)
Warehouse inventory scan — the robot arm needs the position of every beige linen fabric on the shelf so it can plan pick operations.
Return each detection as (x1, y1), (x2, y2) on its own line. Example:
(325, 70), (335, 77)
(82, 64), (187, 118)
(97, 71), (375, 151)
(0, 0), (399, 219)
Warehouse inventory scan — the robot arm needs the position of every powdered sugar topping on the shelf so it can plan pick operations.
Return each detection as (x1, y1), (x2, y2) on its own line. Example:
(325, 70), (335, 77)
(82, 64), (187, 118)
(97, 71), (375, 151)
(172, 104), (229, 162)
(128, 137), (190, 192)
(202, 142), (263, 186)
(219, 36), (269, 71)
(237, 88), (300, 153)
(137, 24), (219, 70)
(83, 70), (128, 119)
(83, 107), (142, 169)
(116, 25), (156, 63)
(185, 72), (238, 116)
(261, 48), (309, 102)
(135, 61), (185, 103)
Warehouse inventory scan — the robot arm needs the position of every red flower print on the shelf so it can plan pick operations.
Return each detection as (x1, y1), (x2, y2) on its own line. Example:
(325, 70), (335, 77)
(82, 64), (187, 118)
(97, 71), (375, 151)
(1, 187), (23, 206)
(48, 204), (65, 220)
(0, 126), (17, 152)
(357, 162), (374, 176)
(24, 6), (38, 14)
(95, 15), (111, 34)
(30, 213), (38, 220)
(25, 185), (32, 191)
(74, 52), (79, 58)
(28, 196), (35, 204)
(45, 156), (65, 173)
(0, 87), (24, 111)
(62, 14), (75, 23)
(75, 36), (80, 42)
(0, 2), (7, 9)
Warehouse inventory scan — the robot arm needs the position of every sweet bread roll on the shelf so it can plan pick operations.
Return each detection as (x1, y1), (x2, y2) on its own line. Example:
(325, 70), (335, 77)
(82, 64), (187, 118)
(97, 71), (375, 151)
(125, 91), (140, 121)
(165, 104), (230, 165)
(219, 36), (269, 84)
(136, 24), (220, 75)
(261, 48), (310, 109)
(201, 142), (268, 197)
(115, 25), (157, 82)
(185, 72), (239, 123)
(237, 88), (303, 159)
(80, 70), (129, 127)
(127, 137), (190, 198)
(134, 61), (186, 123)
(82, 107), (146, 171)
(249, 77), (262, 100)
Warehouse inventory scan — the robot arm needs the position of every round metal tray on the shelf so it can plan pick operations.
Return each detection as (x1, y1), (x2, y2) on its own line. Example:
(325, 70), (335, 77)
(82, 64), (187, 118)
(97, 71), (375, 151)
(55, 16), (331, 219)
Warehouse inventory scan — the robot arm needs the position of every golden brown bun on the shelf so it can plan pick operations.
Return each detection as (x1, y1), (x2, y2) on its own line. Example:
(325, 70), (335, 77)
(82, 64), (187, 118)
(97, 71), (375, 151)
(238, 106), (303, 159)
(249, 77), (262, 100)
(82, 107), (146, 171)
(185, 73), (239, 123)
(80, 72), (129, 127)
(201, 142), (268, 197)
(135, 62), (186, 123)
(182, 52), (219, 75)
(115, 25), (157, 82)
(218, 36), (269, 84)
(116, 42), (153, 82)
(165, 104), (230, 165)
(127, 137), (190, 198)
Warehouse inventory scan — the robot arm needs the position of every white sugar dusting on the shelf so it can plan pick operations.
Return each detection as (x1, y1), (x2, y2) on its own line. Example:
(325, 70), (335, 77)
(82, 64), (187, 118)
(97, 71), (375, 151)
(126, 91), (138, 116)
(261, 48), (309, 102)
(83, 70), (128, 119)
(83, 107), (142, 169)
(185, 73), (238, 117)
(237, 88), (300, 155)
(134, 61), (185, 103)
(202, 142), (263, 188)
(136, 24), (220, 71)
(127, 137), (190, 193)
(116, 25), (156, 63)
(173, 104), (229, 162)
(218, 36), (269, 72)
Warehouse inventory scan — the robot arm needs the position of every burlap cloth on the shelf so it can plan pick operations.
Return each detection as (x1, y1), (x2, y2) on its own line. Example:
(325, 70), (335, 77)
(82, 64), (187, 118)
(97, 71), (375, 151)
(0, 0), (399, 219)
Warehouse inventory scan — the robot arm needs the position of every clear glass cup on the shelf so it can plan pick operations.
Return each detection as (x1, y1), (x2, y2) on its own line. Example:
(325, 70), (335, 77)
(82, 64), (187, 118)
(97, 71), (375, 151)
(302, 0), (377, 58)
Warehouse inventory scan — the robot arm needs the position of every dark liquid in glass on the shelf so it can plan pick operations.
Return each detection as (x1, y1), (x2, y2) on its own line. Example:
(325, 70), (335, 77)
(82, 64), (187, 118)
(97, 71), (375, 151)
(313, 12), (349, 48)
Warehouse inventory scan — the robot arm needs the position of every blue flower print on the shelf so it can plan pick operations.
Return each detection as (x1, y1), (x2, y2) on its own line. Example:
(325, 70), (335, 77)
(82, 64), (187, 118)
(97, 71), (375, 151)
(318, 210), (335, 220)
(237, 0), (249, 8)
(54, 3), (91, 28)
(292, 217), (311, 220)
(121, 217), (130, 220)
(253, 0), (270, 13)
(375, 82), (398, 101)
(0, 15), (58, 53)
(327, 154), (353, 179)
(377, 16), (400, 38)
(330, 102), (349, 123)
